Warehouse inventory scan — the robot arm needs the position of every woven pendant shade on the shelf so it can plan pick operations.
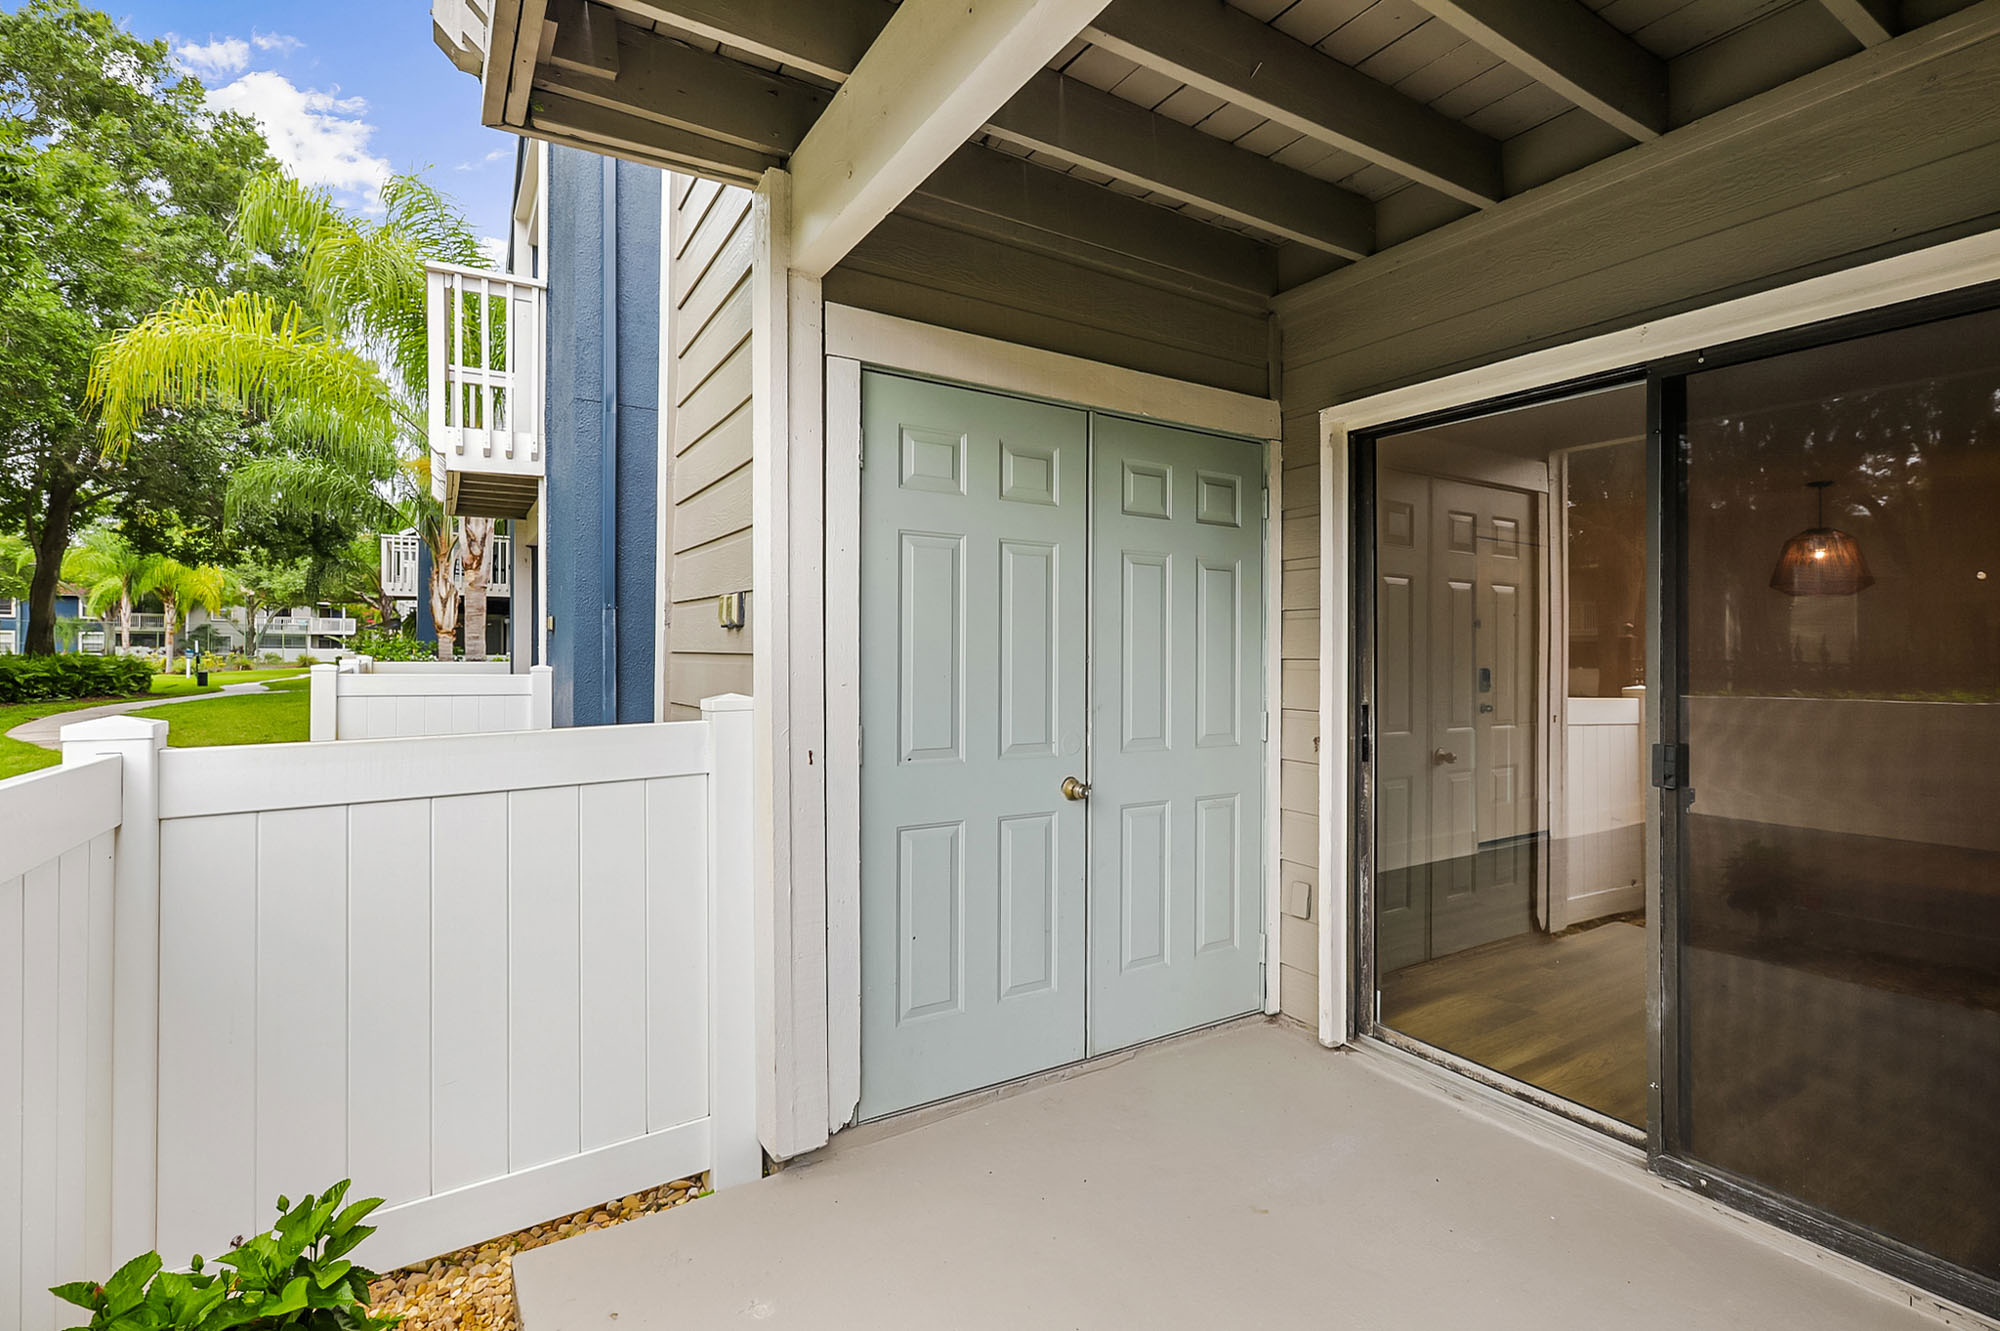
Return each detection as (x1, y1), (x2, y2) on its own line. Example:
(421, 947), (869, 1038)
(1770, 481), (1873, 597)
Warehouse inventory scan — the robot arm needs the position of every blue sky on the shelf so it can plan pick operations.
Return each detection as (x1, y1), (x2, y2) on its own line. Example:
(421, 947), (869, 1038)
(85, 2), (521, 252)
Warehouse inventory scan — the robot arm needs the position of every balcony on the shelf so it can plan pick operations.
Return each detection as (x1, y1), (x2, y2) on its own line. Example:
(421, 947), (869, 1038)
(378, 528), (513, 600)
(427, 261), (544, 519)
(311, 617), (358, 636)
(380, 532), (421, 598)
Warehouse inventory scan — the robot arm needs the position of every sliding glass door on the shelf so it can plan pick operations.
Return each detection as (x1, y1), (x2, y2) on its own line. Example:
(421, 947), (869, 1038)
(1368, 383), (1652, 1129)
(1673, 304), (2000, 1285)
(1360, 296), (2000, 1306)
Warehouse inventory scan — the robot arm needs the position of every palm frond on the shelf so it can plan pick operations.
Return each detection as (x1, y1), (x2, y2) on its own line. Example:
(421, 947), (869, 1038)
(226, 453), (403, 533)
(88, 291), (398, 457)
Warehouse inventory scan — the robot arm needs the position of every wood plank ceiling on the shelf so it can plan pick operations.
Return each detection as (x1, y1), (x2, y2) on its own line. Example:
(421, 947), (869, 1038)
(458, 0), (1983, 299)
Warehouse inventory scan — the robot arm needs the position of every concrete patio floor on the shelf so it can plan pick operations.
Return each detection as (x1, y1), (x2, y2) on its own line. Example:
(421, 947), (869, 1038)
(513, 1020), (1983, 1330)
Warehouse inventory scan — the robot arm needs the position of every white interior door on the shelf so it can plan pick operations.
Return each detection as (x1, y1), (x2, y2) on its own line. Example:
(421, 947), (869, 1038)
(858, 372), (1089, 1118)
(1374, 469), (1539, 970)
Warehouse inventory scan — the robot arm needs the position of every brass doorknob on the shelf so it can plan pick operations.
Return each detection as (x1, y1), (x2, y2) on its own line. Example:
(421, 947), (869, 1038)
(1432, 748), (1459, 765)
(1061, 776), (1091, 801)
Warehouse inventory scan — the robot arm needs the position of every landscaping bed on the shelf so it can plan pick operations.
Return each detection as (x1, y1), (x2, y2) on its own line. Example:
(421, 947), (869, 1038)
(366, 1177), (706, 1331)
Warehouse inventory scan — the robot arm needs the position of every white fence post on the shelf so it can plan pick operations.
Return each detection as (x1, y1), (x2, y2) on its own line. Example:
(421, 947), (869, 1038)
(309, 664), (338, 741)
(528, 664), (554, 729)
(60, 716), (166, 1262)
(702, 694), (761, 1188)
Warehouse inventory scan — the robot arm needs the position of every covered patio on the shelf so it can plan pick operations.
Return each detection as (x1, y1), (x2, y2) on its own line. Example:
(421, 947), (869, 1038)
(510, 1022), (1953, 1329)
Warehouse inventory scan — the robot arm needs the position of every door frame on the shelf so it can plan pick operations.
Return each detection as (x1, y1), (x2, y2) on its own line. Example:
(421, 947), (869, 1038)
(824, 302), (1284, 1129)
(1319, 230), (2000, 1316)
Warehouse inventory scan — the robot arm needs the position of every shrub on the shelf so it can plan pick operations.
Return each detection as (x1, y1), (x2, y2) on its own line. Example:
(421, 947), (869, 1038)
(52, 1181), (396, 1331)
(0, 653), (154, 703)
(350, 629), (436, 662)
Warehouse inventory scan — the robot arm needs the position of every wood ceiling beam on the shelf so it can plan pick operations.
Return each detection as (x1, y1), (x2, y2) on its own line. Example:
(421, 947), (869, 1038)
(985, 70), (1375, 259)
(912, 145), (1277, 301)
(1083, 0), (1503, 207)
(1816, 0), (1898, 46)
(1413, 0), (1668, 141)
(525, 90), (778, 183)
(534, 20), (830, 154)
(610, 0), (893, 83)
(547, 0), (620, 81)
(788, 0), (1112, 278)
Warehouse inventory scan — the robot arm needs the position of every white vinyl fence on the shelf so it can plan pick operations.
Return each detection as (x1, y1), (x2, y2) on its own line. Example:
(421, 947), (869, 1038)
(309, 661), (553, 740)
(1, 756), (121, 1331)
(1, 698), (756, 1329)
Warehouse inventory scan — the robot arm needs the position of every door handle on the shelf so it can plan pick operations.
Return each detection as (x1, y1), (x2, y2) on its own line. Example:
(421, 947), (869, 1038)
(1061, 776), (1091, 802)
(1432, 748), (1458, 765)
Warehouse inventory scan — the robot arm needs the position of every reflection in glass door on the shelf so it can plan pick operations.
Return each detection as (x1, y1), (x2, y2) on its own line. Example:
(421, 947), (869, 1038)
(1677, 305), (2000, 1283)
(1370, 384), (1652, 1128)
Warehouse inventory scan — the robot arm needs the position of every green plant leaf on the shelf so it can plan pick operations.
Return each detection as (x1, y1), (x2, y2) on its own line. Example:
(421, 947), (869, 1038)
(101, 1251), (163, 1313)
(48, 1280), (101, 1309)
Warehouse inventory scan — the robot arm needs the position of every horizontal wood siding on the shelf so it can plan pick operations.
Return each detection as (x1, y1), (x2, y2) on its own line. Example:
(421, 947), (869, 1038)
(826, 208), (1273, 398)
(1277, 14), (2000, 408)
(1277, 411), (1321, 1024)
(1269, 15), (2000, 1028)
(666, 175), (757, 719)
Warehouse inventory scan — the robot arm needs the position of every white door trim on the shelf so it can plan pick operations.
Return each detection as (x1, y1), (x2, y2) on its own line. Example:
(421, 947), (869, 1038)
(825, 303), (1285, 1127)
(824, 304), (1282, 440)
(1316, 225), (2000, 1050)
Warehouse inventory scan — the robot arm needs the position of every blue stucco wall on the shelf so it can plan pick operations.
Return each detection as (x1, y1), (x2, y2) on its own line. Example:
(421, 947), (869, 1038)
(544, 147), (662, 727)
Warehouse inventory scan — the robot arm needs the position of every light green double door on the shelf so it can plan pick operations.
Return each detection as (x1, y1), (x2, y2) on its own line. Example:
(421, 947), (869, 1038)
(859, 371), (1266, 1119)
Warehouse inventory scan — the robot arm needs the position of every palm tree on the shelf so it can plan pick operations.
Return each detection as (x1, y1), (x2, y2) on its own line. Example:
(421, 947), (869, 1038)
(150, 559), (228, 662)
(88, 170), (501, 660)
(62, 528), (159, 654)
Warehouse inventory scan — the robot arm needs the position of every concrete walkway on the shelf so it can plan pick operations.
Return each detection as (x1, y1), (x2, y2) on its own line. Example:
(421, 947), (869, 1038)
(513, 1021), (1981, 1331)
(7, 675), (302, 748)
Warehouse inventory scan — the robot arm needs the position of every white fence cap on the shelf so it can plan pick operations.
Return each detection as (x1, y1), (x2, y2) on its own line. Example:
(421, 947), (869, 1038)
(60, 715), (169, 746)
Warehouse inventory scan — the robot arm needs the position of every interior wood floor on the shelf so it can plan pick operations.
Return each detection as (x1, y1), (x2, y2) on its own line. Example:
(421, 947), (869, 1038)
(1379, 918), (1648, 1126)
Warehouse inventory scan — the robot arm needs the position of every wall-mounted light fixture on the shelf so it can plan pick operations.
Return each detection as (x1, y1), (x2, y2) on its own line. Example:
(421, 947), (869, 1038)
(717, 591), (747, 630)
(1770, 480), (1873, 597)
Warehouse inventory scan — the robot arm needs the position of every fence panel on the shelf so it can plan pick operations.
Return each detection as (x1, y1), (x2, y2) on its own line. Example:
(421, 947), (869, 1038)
(310, 662), (552, 741)
(151, 708), (747, 1271)
(0, 756), (122, 1331)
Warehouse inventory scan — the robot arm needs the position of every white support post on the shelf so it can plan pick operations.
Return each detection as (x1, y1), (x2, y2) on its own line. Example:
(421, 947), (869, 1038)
(528, 665), (554, 730)
(751, 168), (831, 1161)
(308, 664), (339, 742)
(702, 694), (762, 1188)
(59, 716), (167, 1261)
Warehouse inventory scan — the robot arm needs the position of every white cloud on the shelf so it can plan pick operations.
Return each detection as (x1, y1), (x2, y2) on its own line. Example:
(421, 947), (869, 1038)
(206, 71), (391, 209)
(173, 36), (250, 78)
(480, 236), (508, 269)
(454, 148), (510, 172)
(251, 31), (303, 55)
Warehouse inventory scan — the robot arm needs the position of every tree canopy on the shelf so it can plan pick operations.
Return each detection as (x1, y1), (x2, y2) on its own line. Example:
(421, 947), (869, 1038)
(0, 0), (280, 651)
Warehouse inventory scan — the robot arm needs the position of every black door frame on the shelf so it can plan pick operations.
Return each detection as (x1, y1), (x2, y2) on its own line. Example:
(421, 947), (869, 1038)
(1346, 281), (2000, 1318)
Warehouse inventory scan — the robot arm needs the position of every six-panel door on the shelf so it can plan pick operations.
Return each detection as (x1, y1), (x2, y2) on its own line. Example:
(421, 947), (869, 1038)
(1087, 415), (1268, 1054)
(858, 372), (1267, 1118)
(858, 372), (1091, 1118)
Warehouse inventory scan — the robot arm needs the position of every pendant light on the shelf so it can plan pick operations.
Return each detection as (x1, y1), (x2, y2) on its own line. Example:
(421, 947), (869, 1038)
(1770, 480), (1873, 597)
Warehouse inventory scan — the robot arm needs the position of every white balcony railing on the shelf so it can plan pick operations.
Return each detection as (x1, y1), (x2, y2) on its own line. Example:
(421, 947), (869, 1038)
(427, 261), (544, 519)
(488, 534), (512, 597)
(381, 532), (421, 598)
(380, 527), (513, 600)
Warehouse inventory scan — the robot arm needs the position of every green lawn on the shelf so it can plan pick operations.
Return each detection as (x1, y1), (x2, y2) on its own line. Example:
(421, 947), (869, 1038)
(128, 674), (311, 748)
(0, 668), (311, 779)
